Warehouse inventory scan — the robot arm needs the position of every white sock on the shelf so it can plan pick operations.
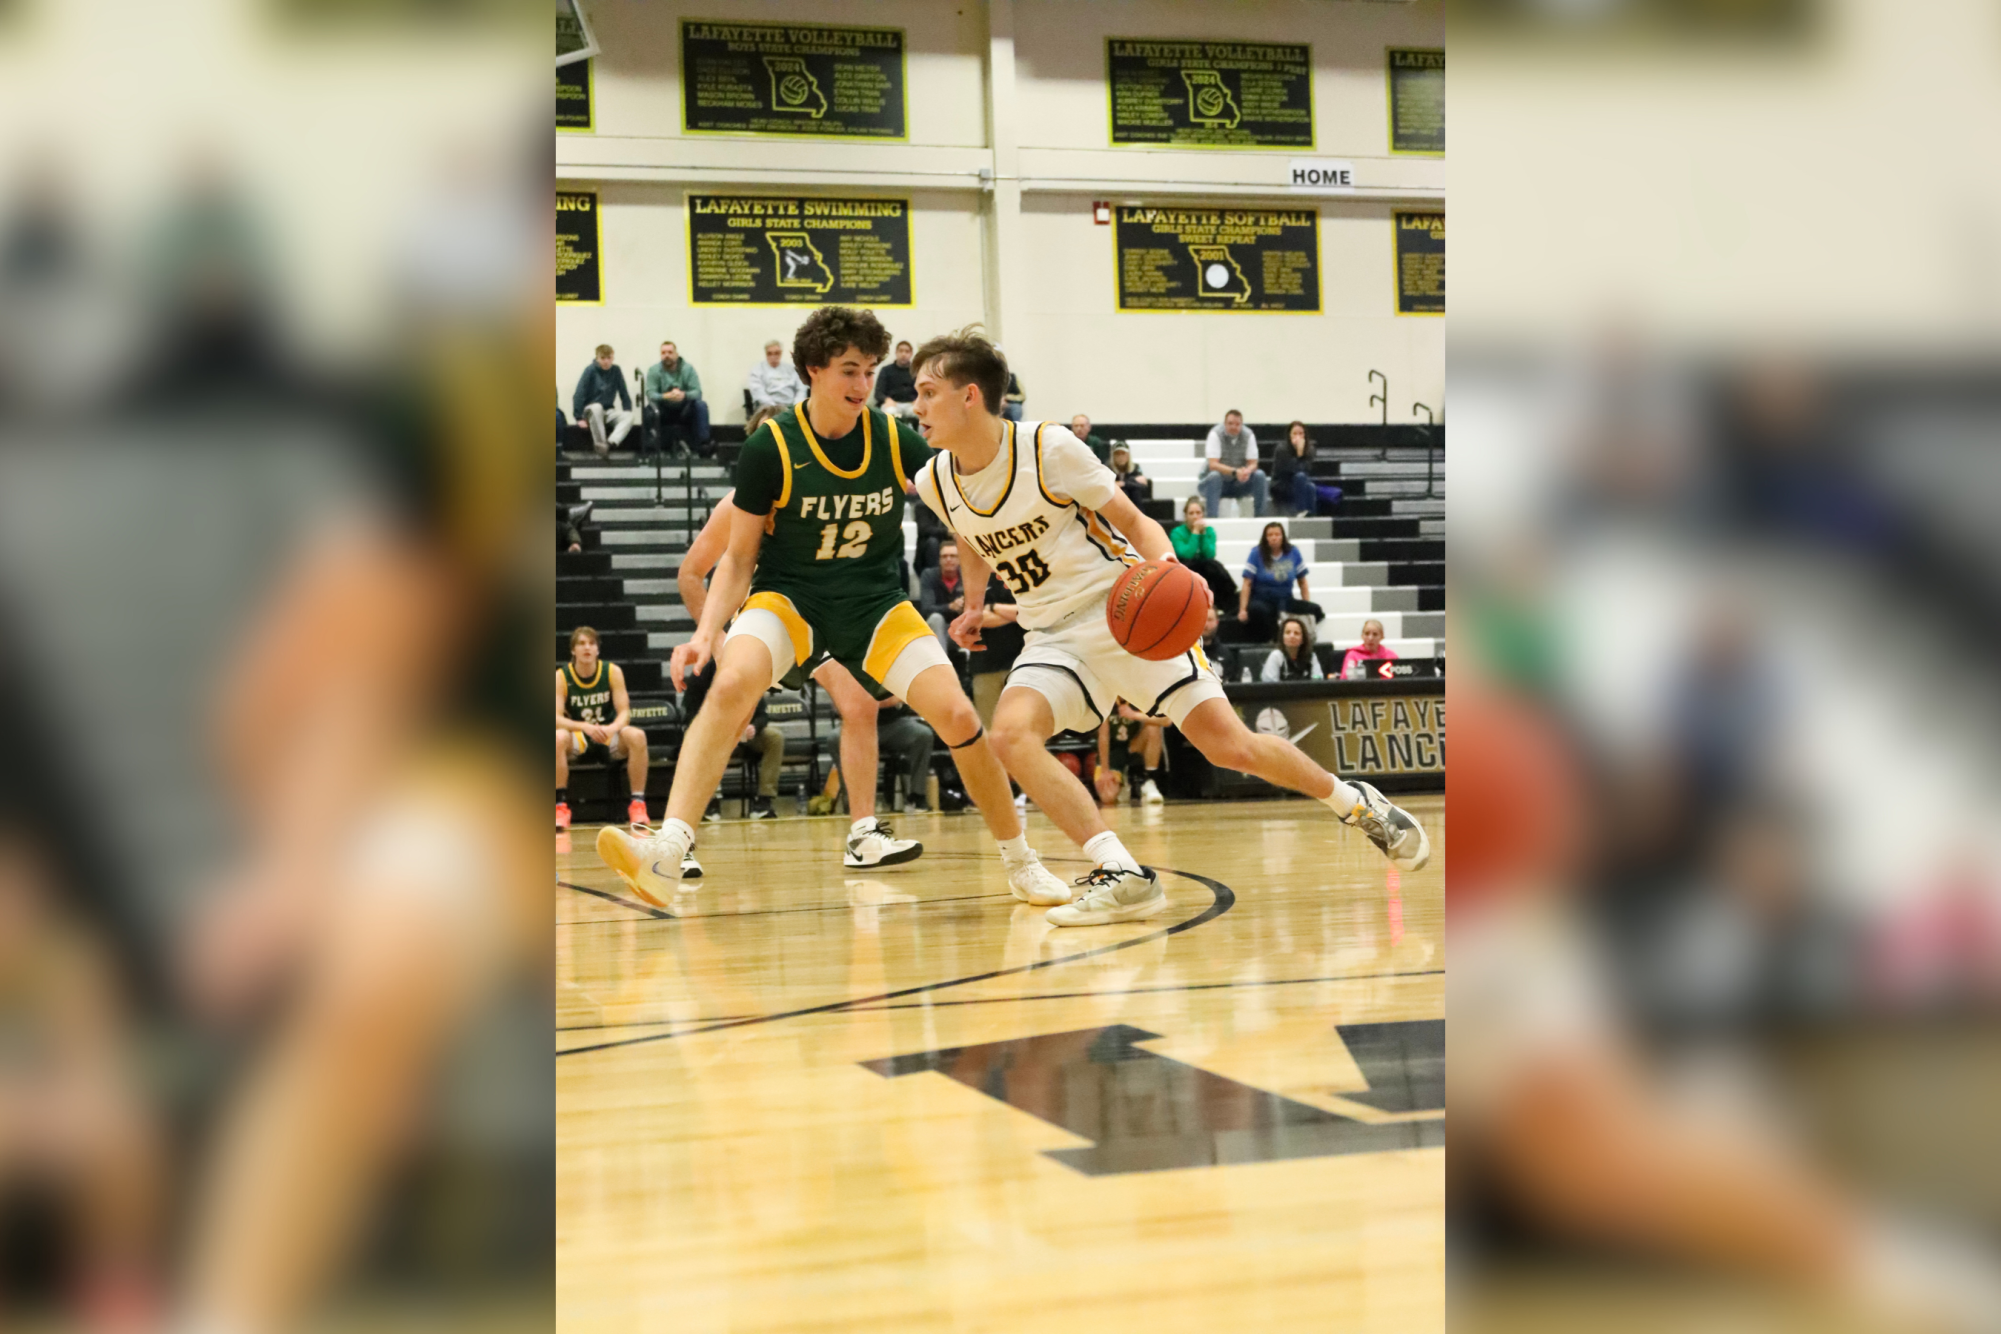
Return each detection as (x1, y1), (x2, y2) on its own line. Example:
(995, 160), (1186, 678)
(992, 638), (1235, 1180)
(997, 833), (1031, 864)
(1319, 777), (1362, 815)
(660, 816), (695, 848)
(1083, 831), (1142, 874)
(851, 817), (876, 834)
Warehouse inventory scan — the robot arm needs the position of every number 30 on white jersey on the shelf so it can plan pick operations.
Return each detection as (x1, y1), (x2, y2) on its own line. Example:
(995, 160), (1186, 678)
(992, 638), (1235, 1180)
(913, 420), (1140, 632)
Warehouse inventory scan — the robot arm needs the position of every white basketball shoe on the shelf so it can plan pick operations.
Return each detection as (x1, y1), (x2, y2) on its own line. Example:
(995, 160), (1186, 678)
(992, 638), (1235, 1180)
(844, 817), (923, 868)
(597, 823), (701, 906)
(1343, 781), (1431, 872)
(1046, 866), (1167, 926)
(1004, 850), (1073, 906)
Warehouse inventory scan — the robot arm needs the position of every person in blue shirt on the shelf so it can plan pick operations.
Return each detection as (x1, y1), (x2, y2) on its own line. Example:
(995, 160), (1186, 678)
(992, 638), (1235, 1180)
(571, 344), (634, 456)
(1236, 522), (1324, 642)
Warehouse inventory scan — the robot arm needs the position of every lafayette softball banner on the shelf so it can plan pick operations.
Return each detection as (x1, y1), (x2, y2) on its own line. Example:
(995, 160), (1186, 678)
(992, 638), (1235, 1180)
(1114, 204), (1320, 313)
(682, 19), (906, 139)
(688, 196), (911, 307)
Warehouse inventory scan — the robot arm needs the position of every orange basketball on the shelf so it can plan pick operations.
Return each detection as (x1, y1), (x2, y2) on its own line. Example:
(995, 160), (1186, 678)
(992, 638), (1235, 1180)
(1106, 559), (1209, 661)
(1057, 751), (1082, 778)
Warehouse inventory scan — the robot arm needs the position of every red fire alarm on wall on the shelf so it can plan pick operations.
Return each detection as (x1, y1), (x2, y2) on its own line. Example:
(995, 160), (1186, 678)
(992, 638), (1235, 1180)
(1092, 201), (1112, 225)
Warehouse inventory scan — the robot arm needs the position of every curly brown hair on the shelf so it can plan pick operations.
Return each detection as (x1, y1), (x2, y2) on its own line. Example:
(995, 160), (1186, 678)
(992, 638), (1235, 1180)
(791, 306), (891, 379)
(911, 325), (1008, 417)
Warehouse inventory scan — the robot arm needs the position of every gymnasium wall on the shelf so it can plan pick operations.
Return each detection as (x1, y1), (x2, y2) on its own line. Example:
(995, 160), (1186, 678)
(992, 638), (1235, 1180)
(556, 0), (1444, 427)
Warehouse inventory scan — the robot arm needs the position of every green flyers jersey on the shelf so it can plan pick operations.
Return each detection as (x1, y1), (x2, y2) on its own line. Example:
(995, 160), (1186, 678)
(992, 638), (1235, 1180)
(732, 402), (933, 619)
(562, 661), (613, 725)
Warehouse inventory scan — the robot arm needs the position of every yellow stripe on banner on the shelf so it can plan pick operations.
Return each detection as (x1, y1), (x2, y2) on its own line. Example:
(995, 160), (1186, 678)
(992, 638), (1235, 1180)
(797, 403), (871, 479)
(738, 591), (813, 668)
(887, 411), (910, 492)
(863, 601), (933, 684)
(769, 418), (796, 511)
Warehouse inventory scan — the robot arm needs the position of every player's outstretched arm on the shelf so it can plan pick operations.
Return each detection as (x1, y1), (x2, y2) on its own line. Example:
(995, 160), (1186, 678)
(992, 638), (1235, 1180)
(1098, 489), (1176, 564)
(676, 489), (736, 626)
(949, 538), (993, 649)
(673, 503), (766, 688)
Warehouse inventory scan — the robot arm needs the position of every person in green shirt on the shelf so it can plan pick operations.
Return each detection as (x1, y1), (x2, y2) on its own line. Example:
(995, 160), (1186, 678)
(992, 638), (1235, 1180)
(1169, 495), (1238, 616)
(641, 340), (710, 457)
(597, 306), (1071, 908)
(1068, 413), (1110, 464)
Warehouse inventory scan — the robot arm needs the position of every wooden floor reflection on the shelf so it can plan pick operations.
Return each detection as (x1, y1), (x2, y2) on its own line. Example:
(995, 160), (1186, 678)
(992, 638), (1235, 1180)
(557, 796), (1445, 1333)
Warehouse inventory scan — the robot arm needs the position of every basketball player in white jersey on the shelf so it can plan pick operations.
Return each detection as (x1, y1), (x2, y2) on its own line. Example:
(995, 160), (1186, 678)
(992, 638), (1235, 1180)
(675, 488), (921, 871)
(908, 327), (1430, 926)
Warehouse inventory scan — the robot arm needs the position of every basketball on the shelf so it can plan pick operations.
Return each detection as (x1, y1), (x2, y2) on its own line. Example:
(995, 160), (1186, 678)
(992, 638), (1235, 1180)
(1106, 559), (1209, 661)
(1057, 751), (1082, 778)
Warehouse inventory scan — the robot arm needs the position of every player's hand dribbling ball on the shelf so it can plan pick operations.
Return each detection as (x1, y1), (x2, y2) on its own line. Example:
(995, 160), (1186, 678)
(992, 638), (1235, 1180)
(1106, 559), (1210, 661)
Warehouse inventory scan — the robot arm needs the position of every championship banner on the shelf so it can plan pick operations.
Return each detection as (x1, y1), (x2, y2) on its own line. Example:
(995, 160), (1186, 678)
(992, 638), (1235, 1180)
(556, 189), (602, 304)
(1394, 210), (1444, 316)
(1387, 49), (1445, 155)
(1106, 38), (1313, 149)
(1114, 205), (1320, 313)
(688, 195), (911, 307)
(681, 19), (906, 140)
(557, 58), (593, 132)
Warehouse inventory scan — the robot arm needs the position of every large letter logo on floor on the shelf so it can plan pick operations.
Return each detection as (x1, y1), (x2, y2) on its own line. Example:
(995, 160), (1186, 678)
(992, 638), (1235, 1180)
(861, 1022), (1442, 1175)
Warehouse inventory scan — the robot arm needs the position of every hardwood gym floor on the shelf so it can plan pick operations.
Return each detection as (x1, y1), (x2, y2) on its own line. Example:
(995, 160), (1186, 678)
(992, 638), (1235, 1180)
(556, 795), (1445, 1333)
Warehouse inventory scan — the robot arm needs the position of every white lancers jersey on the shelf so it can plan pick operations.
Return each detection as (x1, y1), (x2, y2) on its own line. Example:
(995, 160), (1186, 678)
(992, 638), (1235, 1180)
(913, 420), (1141, 631)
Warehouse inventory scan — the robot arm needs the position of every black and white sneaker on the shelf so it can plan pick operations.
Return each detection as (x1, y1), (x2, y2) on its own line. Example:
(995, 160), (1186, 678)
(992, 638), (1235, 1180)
(1047, 866), (1167, 926)
(702, 798), (723, 823)
(843, 817), (923, 868)
(746, 796), (776, 820)
(1343, 781), (1431, 871)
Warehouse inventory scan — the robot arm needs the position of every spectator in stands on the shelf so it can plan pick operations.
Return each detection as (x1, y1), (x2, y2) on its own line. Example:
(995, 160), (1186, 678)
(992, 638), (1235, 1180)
(1238, 521), (1324, 641)
(1071, 413), (1110, 463)
(995, 348), (1024, 421)
(967, 572), (1023, 729)
(871, 339), (918, 417)
(1263, 615), (1325, 682)
(643, 339), (710, 457)
(1199, 409), (1269, 518)
(1198, 603), (1223, 661)
(745, 339), (805, 419)
(1094, 703), (1166, 806)
(919, 540), (967, 653)
(873, 699), (938, 812)
(908, 477), (951, 573)
(1338, 618), (1400, 679)
(558, 500), (592, 554)
(0, 827), (165, 1325)
(556, 626), (650, 830)
(1170, 497), (1238, 615)
(1273, 418), (1323, 517)
(704, 693), (784, 821)
(571, 344), (634, 457)
(1108, 442), (1152, 506)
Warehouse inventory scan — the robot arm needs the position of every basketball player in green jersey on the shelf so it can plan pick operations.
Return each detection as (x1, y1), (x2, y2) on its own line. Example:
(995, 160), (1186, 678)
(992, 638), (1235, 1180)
(598, 306), (1070, 907)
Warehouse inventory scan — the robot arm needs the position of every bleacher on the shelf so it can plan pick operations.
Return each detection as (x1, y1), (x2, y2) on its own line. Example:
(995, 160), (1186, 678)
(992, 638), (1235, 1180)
(556, 419), (1443, 818)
